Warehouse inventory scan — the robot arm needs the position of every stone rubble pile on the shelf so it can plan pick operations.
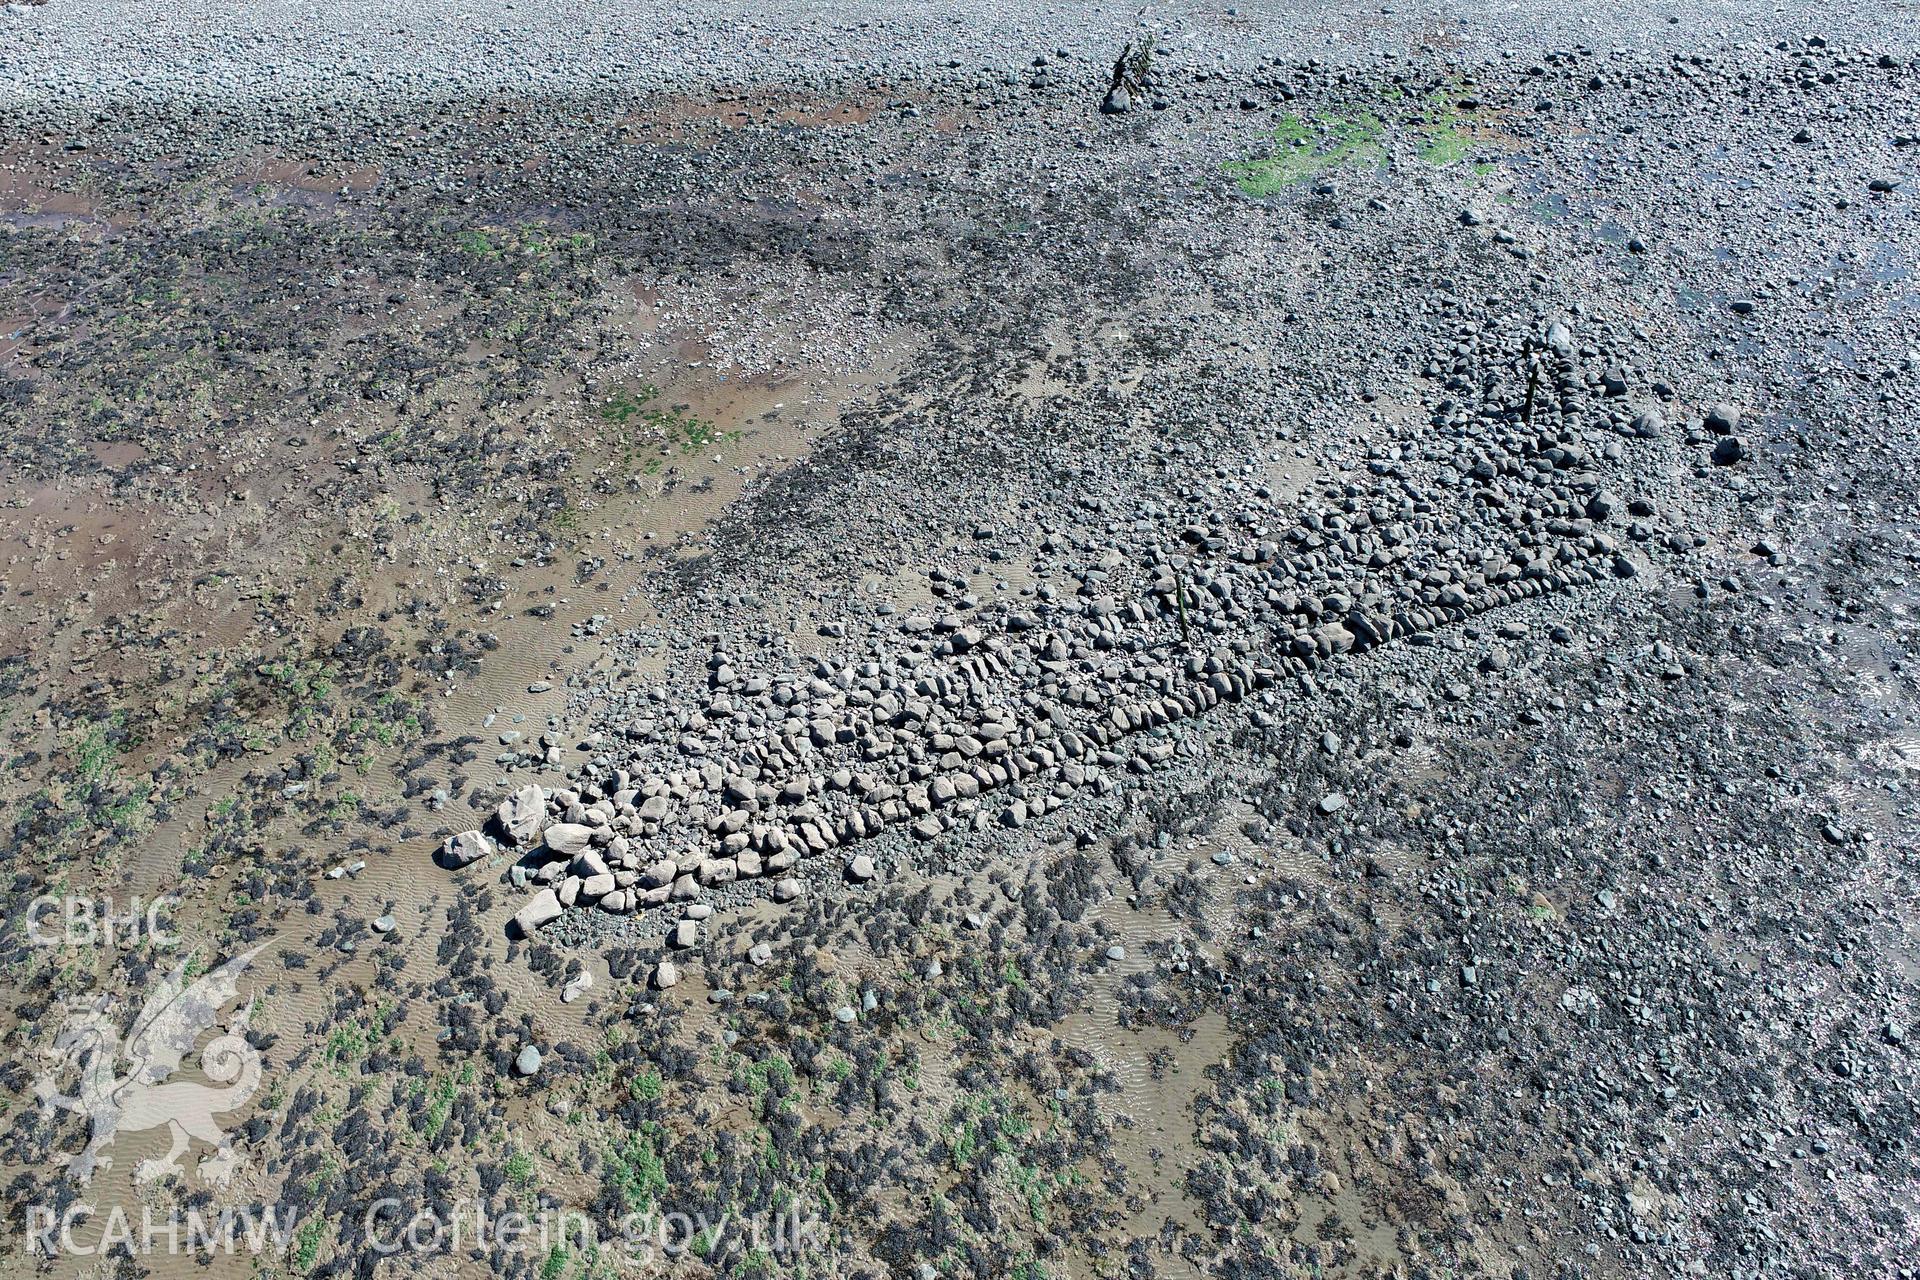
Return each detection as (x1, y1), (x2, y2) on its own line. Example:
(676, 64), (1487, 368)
(442, 319), (1706, 938)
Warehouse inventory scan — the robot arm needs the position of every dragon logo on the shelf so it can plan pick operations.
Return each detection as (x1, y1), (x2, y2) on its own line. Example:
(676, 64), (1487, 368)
(34, 945), (268, 1187)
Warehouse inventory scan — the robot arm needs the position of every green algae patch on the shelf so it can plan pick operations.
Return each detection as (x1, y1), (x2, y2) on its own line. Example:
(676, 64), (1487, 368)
(599, 381), (737, 474)
(1413, 86), (1511, 176)
(1225, 111), (1385, 195)
(1419, 125), (1475, 167)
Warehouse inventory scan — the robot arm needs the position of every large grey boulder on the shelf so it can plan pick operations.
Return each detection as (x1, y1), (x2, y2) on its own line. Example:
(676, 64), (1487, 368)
(543, 823), (594, 857)
(440, 829), (495, 868)
(512, 888), (563, 936)
(496, 785), (547, 845)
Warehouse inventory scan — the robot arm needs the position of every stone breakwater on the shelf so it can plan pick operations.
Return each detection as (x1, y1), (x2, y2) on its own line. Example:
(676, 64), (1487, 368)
(439, 316), (1715, 941)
